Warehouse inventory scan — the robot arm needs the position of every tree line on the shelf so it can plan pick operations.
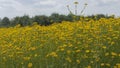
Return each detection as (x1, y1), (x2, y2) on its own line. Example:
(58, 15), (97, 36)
(0, 13), (115, 27)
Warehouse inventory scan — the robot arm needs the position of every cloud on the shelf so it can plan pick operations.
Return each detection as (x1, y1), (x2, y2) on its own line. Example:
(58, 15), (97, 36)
(100, 0), (119, 3)
(80, 0), (120, 16)
(33, 0), (57, 9)
(0, 0), (120, 18)
(35, 0), (56, 5)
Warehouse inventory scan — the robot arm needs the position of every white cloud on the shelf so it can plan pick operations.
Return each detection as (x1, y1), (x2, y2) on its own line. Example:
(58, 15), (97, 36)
(0, 0), (120, 18)
(36, 0), (56, 5)
(101, 0), (119, 3)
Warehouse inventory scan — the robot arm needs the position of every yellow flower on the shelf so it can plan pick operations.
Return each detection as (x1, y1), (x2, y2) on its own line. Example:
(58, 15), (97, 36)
(114, 66), (117, 68)
(21, 62), (24, 64)
(86, 50), (90, 53)
(65, 57), (72, 63)
(31, 47), (36, 51)
(118, 65), (120, 68)
(67, 50), (71, 54)
(8, 55), (14, 58)
(87, 65), (91, 68)
(102, 46), (106, 49)
(111, 52), (117, 56)
(28, 63), (33, 68)
(34, 54), (38, 57)
(119, 54), (120, 56)
(111, 42), (115, 45)
(101, 63), (105, 66)
(106, 63), (110, 67)
(74, 47), (78, 49)
(76, 50), (81, 53)
(76, 60), (80, 64)
(60, 48), (64, 51)
(63, 44), (67, 47)
(49, 52), (58, 58)
(105, 53), (109, 56)
(68, 44), (73, 47)
(116, 63), (120, 67)
(23, 57), (31, 61)
(16, 47), (20, 50)
(90, 61), (94, 64)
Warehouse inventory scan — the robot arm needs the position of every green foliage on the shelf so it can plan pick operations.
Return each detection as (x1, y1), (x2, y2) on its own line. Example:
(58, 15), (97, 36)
(1, 17), (10, 27)
(0, 13), (116, 27)
(33, 15), (51, 26)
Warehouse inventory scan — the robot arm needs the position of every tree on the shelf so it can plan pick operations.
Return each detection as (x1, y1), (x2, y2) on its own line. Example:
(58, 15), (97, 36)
(59, 15), (67, 22)
(95, 14), (106, 20)
(12, 15), (31, 26)
(1, 17), (10, 26)
(0, 18), (1, 22)
(33, 15), (51, 26)
(11, 16), (21, 26)
(49, 13), (61, 23)
(20, 15), (31, 26)
(66, 14), (74, 21)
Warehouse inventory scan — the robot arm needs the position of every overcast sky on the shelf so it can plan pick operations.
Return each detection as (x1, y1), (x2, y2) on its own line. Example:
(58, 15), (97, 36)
(0, 0), (120, 18)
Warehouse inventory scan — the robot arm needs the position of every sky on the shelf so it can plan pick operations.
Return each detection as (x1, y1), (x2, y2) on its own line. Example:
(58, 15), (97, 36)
(0, 0), (120, 18)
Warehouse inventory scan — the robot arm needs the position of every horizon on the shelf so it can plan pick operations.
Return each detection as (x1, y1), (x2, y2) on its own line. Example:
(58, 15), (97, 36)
(0, 0), (120, 18)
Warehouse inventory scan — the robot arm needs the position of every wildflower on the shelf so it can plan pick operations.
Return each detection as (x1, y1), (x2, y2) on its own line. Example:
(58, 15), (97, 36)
(31, 47), (36, 51)
(111, 52), (117, 56)
(67, 50), (71, 54)
(113, 37), (118, 39)
(76, 60), (80, 64)
(90, 61), (94, 64)
(119, 54), (120, 56)
(118, 65), (120, 68)
(74, 47), (78, 49)
(107, 37), (111, 40)
(17, 52), (23, 54)
(111, 42), (115, 45)
(76, 50), (81, 53)
(102, 46), (107, 49)
(87, 65), (91, 68)
(28, 63), (33, 68)
(21, 62), (24, 64)
(105, 53), (109, 56)
(60, 48), (64, 51)
(63, 44), (67, 47)
(16, 47), (20, 50)
(48, 52), (58, 58)
(65, 57), (72, 63)
(116, 63), (120, 65)
(34, 54), (38, 57)
(68, 44), (73, 47)
(114, 66), (117, 68)
(86, 50), (90, 53)
(77, 42), (81, 44)
(23, 57), (31, 61)
(106, 63), (110, 67)
(101, 63), (105, 66)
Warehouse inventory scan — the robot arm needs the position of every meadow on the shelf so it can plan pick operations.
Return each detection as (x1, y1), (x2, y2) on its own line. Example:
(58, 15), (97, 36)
(0, 18), (120, 68)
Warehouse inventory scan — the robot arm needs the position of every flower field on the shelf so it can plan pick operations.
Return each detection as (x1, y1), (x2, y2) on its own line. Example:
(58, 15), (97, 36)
(0, 18), (120, 68)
